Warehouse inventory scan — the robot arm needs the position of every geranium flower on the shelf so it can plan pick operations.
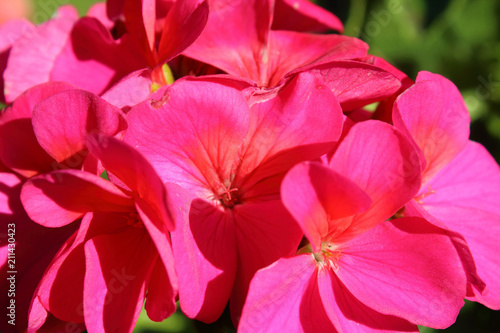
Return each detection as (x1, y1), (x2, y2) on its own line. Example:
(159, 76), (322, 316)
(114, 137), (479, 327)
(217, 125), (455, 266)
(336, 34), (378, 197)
(123, 72), (344, 323)
(3, 0), (209, 102)
(393, 71), (500, 309)
(21, 135), (176, 333)
(239, 121), (468, 332)
(0, 82), (107, 332)
(181, 0), (402, 111)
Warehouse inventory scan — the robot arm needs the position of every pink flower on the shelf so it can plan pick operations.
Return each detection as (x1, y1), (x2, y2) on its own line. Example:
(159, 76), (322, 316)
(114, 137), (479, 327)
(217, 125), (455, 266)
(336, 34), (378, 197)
(3, 0), (209, 101)
(182, 0), (402, 110)
(239, 121), (468, 332)
(393, 71), (500, 309)
(123, 72), (344, 322)
(0, 82), (88, 332)
(21, 135), (176, 333)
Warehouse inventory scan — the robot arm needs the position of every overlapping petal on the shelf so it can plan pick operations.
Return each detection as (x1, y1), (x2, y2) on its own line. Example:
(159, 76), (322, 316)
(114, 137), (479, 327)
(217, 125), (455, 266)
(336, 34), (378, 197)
(393, 71), (470, 183)
(329, 120), (422, 242)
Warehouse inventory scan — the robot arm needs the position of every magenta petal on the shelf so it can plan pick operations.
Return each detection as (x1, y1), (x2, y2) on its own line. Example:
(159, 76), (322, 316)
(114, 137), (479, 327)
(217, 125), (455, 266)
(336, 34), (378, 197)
(144, 259), (177, 322)
(0, 82), (76, 178)
(50, 17), (147, 94)
(336, 218), (466, 328)
(84, 227), (157, 333)
(393, 71), (470, 183)
(124, 78), (249, 190)
(0, 19), (34, 103)
(317, 270), (418, 332)
(157, 0), (209, 63)
(87, 134), (174, 231)
(21, 169), (134, 227)
(238, 255), (334, 332)
(239, 72), (343, 186)
(267, 31), (368, 87)
(169, 187), (237, 322)
(32, 90), (127, 166)
(303, 60), (402, 110)
(416, 141), (500, 309)
(123, 0), (157, 63)
(230, 200), (303, 320)
(3, 7), (78, 102)
(273, 0), (344, 32)
(182, 0), (272, 84)
(281, 162), (371, 250)
(330, 121), (422, 242)
(101, 68), (153, 110)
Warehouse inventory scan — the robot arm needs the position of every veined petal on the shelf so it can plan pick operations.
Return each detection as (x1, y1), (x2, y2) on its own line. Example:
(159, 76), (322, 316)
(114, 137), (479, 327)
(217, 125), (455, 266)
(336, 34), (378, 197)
(0, 82), (75, 178)
(238, 72), (343, 188)
(302, 60), (402, 110)
(335, 218), (466, 328)
(124, 78), (249, 194)
(84, 227), (157, 333)
(169, 186), (237, 322)
(267, 31), (367, 87)
(50, 17), (147, 94)
(0, 19), (34, 103)
(393, 71), (470, 184)
(281, 162), (371, 251)
(21, 169), (134, 227)
(157, 0), (209, 63)
(329, 120), (422, 242)
(230, 200), (303, 321)
(32, 90), (127, 166)
(144, 258), (177, 322)
(182, 0), (272, 85)
(87, 134), (174, 231)
(3, 6), (78, 102)
(415, 141), (500, 309)
(123, 0), (157, 64)
(238, 254), (330, 333)
(318, 270), (418, 332)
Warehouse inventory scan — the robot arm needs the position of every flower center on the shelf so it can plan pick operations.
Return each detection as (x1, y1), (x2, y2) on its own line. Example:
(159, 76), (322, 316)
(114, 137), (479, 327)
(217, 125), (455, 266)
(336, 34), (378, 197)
(298, 240), (343, 271)
(125, 212), (144, 229)
(316, 242), (343, 271)
(217, 186), (240, 209)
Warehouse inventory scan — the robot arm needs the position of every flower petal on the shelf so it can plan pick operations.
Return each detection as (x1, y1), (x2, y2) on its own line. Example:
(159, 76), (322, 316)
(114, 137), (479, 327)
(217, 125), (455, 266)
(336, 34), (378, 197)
(144, 258), (177, 322)
(0, 82), (75, 178)
(182, 0), (273, 85)
(32, 90), (127, 166)
(21, 169), (134, 227)
(169, 186), (237, 322)
(281, 162), (371, 251)
(230, 200), (304, 321)
(238, 72), (343, 189)
(267, 31), (367, 87)
(302, 60), (402, 110)
(335, 218), (466, 328)
(415, 141), (500, 309)
(50, 17), (148, 94)
(238, 254), (330, 333)
(329, 120), (422, 242)
(157, 0), (209, 63)
(318, 270), (418, 332)
(124, 78), (249, 193)
(393, 71), (470, 183)
(84, 227), (157, 333)
(87, 134), (174, 231)
(3, 6), (78, 102)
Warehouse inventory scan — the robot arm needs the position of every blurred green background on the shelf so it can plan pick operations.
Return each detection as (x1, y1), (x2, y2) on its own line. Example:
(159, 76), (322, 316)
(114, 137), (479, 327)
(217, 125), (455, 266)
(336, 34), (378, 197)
(15, 0), (500, 332)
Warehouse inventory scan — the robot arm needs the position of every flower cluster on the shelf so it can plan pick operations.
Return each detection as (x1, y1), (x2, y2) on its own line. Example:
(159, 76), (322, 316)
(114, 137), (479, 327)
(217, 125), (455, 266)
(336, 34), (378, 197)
(1, 0), (499, 332)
